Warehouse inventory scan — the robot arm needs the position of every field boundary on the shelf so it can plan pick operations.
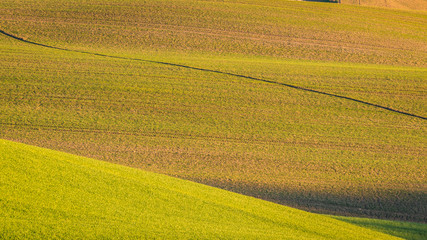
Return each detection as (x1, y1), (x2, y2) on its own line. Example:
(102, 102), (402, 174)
(1, 29), (425, 120)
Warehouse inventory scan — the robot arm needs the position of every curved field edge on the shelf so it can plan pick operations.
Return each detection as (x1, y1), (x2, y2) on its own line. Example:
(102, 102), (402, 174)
(1, 35), (426, 221)
(1, 0), (426, 222)
(0, 139), (400, 240)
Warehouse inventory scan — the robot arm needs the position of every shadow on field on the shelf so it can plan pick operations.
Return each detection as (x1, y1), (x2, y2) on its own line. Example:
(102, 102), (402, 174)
(0, 29), (425, 121)
(196, 178), (427, 222)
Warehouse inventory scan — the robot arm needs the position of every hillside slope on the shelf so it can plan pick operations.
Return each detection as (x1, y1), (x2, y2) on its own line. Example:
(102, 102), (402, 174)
(0, 139), (402, 239)
(1, 0), (426, 222)
(1, 0), (426, 66)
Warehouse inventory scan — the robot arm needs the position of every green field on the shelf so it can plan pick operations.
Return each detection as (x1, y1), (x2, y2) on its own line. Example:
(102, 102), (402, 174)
(1, 0), (426, 224)
(0, 139), (408, 239)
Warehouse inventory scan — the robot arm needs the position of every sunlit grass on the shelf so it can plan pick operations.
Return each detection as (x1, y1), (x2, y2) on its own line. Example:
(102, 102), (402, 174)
(0, 139), (403, 239)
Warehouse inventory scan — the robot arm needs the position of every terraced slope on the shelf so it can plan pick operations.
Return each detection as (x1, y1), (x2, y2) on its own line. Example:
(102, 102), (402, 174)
(1, 0), (426, 222)
(0, 139), (402, 239)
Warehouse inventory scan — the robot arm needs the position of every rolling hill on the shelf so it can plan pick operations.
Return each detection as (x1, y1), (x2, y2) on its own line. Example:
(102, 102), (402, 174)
(0, 139), (404, 239)
(0, 0), (426, 222)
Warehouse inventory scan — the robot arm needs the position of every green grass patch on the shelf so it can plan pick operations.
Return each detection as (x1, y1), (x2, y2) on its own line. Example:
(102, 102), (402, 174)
(0, 139), (403, 239)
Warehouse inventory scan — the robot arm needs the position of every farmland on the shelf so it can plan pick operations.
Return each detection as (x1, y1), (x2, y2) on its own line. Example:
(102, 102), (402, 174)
(1, 0), (426, 224)
(0, 139), (407, 239)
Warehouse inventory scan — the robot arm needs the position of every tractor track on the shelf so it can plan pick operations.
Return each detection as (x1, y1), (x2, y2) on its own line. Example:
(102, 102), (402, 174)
(1, 122), (423, 154)
(1, 121), (282, 144)
(1, 29), (425, 120)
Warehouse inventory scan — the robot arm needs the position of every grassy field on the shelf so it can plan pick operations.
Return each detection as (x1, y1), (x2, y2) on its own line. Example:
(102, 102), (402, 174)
(0, 139), (406, 239)
(1, 0), (426, 223)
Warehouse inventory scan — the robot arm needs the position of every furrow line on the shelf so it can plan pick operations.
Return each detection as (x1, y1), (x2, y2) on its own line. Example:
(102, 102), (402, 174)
(1, 122), (421, 154)
(1, 121), (284, 144)
(1, 29), (425, 120)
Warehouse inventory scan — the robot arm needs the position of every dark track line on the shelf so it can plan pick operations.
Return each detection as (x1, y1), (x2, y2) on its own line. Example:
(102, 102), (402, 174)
(0, 121), (296, 145)
(1, 29), (425, 120)
(1, 122), (419, 154)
